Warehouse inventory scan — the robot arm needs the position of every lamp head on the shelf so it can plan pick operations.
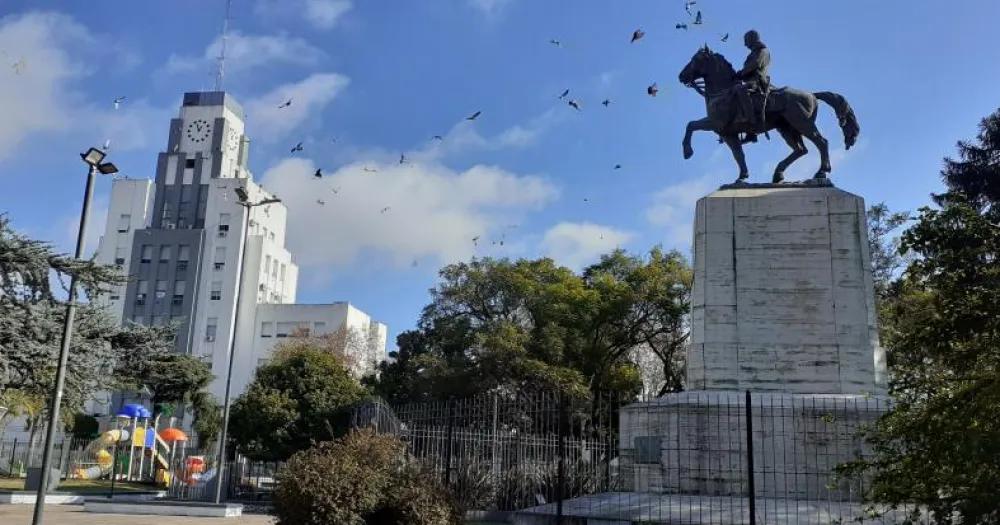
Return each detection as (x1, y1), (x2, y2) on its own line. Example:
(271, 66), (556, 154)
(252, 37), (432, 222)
(81, 147), (106, 167)
(234, 187), (249, 203)
(98, 162), (119, 175)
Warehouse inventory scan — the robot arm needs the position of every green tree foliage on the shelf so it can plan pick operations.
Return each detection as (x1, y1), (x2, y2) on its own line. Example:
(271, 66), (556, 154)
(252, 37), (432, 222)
(845, 110), (1000, 522)
(866, 202), (910, 301)
(370, 248), (691, 402)
(0, 216), (177, 419)
(273, 430), (459, 525)
(228, 343), (366, 460)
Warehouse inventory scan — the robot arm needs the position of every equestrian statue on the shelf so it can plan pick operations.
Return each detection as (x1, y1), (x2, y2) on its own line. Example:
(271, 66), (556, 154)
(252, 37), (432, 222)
(679, 30), (860, 183)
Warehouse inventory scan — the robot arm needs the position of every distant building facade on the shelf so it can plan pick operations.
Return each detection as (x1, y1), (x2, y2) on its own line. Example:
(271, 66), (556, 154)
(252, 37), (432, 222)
(91, 92), (387, 413)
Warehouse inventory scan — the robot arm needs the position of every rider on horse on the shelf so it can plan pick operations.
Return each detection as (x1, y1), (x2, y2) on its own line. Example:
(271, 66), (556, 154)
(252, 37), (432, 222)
(735, 30), (770, 143)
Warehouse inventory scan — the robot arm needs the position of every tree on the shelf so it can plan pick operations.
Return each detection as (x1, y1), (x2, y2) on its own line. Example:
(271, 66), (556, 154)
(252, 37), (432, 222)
(370, 248), (692, 403)
(866, 202), (910, 301)
(0, 216), (177, 436)
(228, 342), (366, 460)
(843, 110), (1000, 522)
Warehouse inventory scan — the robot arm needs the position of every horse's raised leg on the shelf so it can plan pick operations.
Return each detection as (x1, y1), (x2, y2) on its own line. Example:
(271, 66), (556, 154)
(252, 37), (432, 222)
(773, 127), (808, 183)
(721, 134), (749, 181)
(683, 117), (716, 159)
(803, 129), (831, 178)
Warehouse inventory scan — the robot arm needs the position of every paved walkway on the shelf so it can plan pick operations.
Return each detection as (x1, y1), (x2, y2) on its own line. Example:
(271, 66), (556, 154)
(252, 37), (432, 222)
(0, 505), (274, 524)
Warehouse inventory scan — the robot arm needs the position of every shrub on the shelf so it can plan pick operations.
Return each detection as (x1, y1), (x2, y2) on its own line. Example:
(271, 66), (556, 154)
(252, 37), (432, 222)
(273, 430), (460, 525)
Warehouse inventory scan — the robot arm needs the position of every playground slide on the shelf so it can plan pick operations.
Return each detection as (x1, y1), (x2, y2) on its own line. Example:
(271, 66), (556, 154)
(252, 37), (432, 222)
(73, 429), (130, 480)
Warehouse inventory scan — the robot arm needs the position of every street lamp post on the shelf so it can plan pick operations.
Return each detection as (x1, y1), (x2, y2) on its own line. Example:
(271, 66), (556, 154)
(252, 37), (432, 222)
(213, 187), (280, 504)
(32, 148), (118, 525)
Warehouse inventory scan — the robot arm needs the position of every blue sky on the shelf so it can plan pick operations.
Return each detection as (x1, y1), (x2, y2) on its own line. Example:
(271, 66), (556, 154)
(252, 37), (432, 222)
(2, 1), (999, 347)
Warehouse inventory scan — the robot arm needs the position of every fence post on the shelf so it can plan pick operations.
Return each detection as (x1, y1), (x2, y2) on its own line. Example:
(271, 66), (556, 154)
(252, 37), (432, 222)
(745, 390), (756, 525)
(556, 392), (566, 525)
(444, 399), (455, 488)
(10, 438), (18, 475)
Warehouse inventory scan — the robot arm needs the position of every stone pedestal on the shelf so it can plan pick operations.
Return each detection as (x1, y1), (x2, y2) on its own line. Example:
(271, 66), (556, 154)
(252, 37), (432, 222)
(687, 185), (886, 394)
(620, 184), (889, 502)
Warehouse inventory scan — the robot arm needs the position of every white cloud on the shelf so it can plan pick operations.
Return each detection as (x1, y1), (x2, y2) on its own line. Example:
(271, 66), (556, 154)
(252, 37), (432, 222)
(411, 108), (562, 163)
(244, 73), (350, 142)
(256, 0), (352, 30)
(0, 12), (171, 162)
(260, 158), (558, 269)
(304, 0), (353, 29)
(541, 222), (634, 270)
(468, 0), (513, 16)
(645, 174), (717, 248)
(162, 32), (323, 76)
(0, 12), (89, 160)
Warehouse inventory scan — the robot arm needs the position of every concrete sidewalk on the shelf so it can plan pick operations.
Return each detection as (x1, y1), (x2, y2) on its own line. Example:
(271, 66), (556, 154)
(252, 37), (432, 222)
(0, 505), (273, 524)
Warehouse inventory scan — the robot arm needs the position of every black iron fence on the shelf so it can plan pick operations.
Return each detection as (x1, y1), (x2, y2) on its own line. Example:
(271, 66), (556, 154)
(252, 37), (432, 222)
(361, 390), (928, 524)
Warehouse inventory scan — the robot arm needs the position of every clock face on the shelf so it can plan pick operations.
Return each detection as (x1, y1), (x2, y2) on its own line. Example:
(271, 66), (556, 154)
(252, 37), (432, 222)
(185, 119), (212, 144)
(226, 128), (241, 154)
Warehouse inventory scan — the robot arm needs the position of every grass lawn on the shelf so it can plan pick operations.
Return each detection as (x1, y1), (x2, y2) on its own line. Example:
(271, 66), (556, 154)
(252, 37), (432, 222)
(0, 477), (157, 493)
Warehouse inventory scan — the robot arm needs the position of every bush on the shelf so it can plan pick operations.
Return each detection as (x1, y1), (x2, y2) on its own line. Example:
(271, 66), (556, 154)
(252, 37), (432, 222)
(273, 430), (460, 525)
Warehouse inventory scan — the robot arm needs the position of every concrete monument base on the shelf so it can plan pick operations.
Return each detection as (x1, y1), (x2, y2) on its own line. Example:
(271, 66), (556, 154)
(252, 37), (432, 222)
(617, 391), (888, 501)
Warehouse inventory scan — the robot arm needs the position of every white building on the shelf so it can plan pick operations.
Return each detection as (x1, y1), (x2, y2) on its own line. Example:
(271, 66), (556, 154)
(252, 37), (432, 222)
(92, 91), (387, 407)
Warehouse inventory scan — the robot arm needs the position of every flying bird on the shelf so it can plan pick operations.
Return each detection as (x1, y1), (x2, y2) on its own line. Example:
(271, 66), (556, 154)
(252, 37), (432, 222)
(721, 33), (729, 42)
(10, 57), (26, 74)
(411, 259), (419, 268)
(362, 166), (377, 173)
(602, 99), (611, 107)
(113, 96), (126, 110)
(558, 88), (570, 100)
(568, 99), (581, 111)
(631, 29), (645, 43)
(102, 139), (111, 152)
(685, 1), (697, 15)
(380, 206), (391, 214)
(614, 164), (622, 170)
(675, 23), (688, 30)
(278, 99), (292, 108)
(472, 235), (480, 246)
(316, 199), (325, 205)
(647, 83), (659, 97)
(466, 110), (482, 121)
(331, 187), (340, 194)
(313, 168), (323, 179)
(693, 11), (703, 25)
(398, 153), (407, 164)
(549, 39), (562, 47)
(583, 197), (591, 203)
(290, 142), (304, 153)
(432, 135), (444, 141)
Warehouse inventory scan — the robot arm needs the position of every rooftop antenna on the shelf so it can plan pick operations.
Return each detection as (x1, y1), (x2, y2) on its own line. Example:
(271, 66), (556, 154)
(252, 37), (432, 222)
(214, 0), (233, 91)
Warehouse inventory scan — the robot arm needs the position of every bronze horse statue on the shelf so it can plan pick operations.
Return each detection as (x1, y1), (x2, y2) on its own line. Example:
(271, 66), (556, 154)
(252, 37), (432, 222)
(678, 46), (860, 183)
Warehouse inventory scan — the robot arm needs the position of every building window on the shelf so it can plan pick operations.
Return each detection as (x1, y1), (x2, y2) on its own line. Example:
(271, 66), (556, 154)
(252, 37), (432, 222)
(206, 317), (218, 341)
(210, 281), (222, 301)
(214, 247), (226, 271)
(159, 245), (171, 263)
(140, 245), (153, 264)
(180, 185), (193, 203)
(114, 246), (127, 266)
(261, 322), (273, 338)
(109, 294), (120, 300)
(276, 322), (295, 338)
(155, 280), (167, 301)
(269, 231), (275, 241)
(117, 214), (131, 233)
(313, 322), (327, 334)
(172, 281), (185, 305)
(136, 280), (149, 305)
(218, 213), (230, 237)
(185, 158), (196, 169)
(280, 264), (286, 282)
(178, 245), (190, 271)
(264, 255), (271, 275)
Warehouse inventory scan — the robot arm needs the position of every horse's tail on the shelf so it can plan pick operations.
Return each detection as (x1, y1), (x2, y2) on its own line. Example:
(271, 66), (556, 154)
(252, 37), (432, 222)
(814, 91), (860, 150)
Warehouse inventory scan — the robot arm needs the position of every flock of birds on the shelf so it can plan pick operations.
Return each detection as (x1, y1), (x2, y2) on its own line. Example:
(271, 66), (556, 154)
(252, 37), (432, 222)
(80, 1), (731, 267)
(267, 1), (729, 264)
